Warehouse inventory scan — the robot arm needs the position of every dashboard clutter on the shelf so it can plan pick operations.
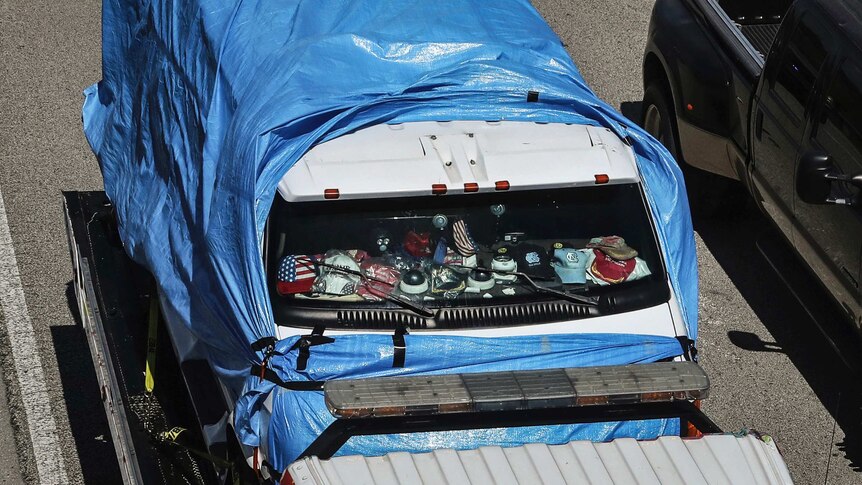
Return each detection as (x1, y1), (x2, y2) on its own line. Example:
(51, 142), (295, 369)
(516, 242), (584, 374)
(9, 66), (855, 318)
(588, 250), (636, 284)
(467, 268), (496, 291)
(372, 230), (392, 255)
(433, 238), (450, 265)
(583, 236), (652, 286)
(551, 248), (589, 284)
(432, 213), (449, 230)
(586, 235), (638, 260)
(430, 265), (466, 295)
(313, 250), (362, 295)
(403, 231), (432, 258)
(278, 234), (652, 301)
(399, 269), (429, 294)
(505, 243), (554, 280)
(450, 219), (478, 256)
(276, 254), (318, 295)
(491, 254), (518, 282)
(357, 260), (401, 301)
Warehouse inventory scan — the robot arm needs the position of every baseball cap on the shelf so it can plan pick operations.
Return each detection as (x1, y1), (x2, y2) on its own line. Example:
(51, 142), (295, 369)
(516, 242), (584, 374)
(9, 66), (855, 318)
(588, 249), (636, 284)
(504, 244), (554, 280)
(276, 254), (318, 295)
(586, 236), (638, 260)
(552, 248), (589, 284)
(313, 250), (361, 295)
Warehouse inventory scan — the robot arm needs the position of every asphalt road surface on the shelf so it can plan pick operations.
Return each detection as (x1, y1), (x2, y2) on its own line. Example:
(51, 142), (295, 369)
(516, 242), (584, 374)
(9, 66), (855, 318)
(1, 0), (860, 483)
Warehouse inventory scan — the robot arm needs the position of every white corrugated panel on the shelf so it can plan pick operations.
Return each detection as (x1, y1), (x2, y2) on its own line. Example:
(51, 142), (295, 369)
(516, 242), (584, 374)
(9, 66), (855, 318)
(287, 433), (794, 484)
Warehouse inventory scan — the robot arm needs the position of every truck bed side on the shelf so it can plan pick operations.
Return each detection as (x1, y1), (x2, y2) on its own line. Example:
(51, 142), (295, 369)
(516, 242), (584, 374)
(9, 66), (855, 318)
(714, 0), (789, 64)
(644, 0), (791, 180)
(63, 191), (224, 485)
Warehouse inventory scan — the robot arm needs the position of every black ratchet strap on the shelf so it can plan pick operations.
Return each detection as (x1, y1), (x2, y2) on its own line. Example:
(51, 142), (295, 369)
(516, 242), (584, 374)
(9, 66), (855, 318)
(288, 324), (334, 371)
(676, 336), (698, 362)
(251, 336), (278, 354)
(248, 364), (324, 391)
(252, 335), (281, 368)
(392, 325), (408, 368)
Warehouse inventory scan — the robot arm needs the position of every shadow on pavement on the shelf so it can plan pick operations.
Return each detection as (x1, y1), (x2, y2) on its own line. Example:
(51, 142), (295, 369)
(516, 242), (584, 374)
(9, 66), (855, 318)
(52, 281), (122, 484)
(726, 330), (784, 353)
(695, 207), (862, 473)
(620, 101), (642, 126)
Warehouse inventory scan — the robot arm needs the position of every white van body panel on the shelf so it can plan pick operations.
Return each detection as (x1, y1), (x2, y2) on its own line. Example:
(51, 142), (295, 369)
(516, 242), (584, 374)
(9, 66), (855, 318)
(278, 121), (640, 202)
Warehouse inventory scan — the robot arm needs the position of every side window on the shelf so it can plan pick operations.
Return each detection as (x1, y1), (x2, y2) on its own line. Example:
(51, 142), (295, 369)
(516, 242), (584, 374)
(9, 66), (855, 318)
(769, 13), (829, 123)
(813, 60), (862, 197)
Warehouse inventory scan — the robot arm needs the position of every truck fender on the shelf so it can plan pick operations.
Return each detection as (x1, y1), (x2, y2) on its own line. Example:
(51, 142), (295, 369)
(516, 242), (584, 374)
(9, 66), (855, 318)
(644, 0), (741, 180)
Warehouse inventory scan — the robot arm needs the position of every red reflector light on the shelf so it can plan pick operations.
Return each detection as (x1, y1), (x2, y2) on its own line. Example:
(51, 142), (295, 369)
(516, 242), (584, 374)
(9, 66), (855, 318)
(323, 189), (340, 199)
(684, 399), (704, 438)
(495, 180), (510, 191)
(464, 183), (479, 193)
(431, 184), (448, 195)
(594, 174), (610, 184)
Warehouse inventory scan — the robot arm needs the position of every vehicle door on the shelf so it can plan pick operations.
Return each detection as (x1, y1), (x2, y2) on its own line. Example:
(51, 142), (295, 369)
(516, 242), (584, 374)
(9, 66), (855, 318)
(751, 8), (831, 240)
(794, 53), (862, 328)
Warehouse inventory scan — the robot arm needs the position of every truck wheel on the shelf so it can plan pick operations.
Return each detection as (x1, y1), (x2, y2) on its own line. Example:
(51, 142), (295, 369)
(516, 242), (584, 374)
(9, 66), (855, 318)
(642, 85), (680, 162)
(641, 84), (746, 218)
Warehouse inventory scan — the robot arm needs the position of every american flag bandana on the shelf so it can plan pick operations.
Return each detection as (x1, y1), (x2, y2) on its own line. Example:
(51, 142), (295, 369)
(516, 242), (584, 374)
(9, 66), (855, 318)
(276, 254), (318, 295)
(452, 219), (478, 256)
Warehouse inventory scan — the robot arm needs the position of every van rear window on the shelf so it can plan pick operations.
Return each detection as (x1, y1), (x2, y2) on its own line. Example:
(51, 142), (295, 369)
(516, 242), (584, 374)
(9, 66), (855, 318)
(265, 183), (665, 317)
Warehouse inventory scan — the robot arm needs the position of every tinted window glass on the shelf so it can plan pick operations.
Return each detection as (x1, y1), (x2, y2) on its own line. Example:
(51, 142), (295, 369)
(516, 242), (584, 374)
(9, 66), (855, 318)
(817, 62), (862, 155)
(813, 60), (862, 198)
(266, 184), (664, 313)
(771, 13), (828, 121)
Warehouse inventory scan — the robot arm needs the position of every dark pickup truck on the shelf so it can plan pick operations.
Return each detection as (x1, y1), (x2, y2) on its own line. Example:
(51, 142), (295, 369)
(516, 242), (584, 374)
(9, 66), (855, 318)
(642, 0), (862, 332)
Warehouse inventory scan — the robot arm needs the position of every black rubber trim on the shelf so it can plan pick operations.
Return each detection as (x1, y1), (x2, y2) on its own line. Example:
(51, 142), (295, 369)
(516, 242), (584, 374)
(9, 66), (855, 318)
(275, 281), (669, 331)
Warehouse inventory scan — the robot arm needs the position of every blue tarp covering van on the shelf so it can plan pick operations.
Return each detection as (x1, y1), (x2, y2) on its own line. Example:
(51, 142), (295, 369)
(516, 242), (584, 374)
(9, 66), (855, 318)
(83, 0), (697, 470)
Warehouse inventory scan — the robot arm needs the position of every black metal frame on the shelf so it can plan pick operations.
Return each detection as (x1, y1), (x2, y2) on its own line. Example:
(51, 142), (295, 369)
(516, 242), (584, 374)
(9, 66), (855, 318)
(64, 191), (224, 484)
(299, 400), (721, 459)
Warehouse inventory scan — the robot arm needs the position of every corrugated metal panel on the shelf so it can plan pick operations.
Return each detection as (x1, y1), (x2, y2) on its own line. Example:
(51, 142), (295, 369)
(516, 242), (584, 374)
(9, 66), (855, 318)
(287, 434), (794, 484)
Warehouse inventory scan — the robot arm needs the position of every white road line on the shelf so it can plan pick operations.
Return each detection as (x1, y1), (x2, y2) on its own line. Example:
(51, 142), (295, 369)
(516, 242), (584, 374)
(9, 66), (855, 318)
(0, 188), (69, 484)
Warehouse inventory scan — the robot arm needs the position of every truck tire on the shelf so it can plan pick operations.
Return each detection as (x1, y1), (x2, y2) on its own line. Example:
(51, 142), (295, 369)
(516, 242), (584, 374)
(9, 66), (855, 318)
(641, 84), (746, 218)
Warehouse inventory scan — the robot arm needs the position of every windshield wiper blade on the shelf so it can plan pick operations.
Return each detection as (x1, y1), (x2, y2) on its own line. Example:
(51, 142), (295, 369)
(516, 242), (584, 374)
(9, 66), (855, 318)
(451, 265), (599, 306)
(314, 262), (435, 317)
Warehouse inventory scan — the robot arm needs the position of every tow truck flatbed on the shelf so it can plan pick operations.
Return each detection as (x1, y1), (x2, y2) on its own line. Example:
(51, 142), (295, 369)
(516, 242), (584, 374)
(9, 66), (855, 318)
(63, 190), (792, 484)
(64, 191), (226, 484)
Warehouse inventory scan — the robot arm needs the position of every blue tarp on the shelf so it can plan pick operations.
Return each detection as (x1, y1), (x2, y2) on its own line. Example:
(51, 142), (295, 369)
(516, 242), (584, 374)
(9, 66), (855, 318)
(82, 0), (698, 467)
(240, 333), (684, 470)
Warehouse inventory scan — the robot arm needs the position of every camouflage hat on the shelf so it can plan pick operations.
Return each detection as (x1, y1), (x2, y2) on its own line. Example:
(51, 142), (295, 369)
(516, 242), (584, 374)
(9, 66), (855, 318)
(586, 236), (638, 260)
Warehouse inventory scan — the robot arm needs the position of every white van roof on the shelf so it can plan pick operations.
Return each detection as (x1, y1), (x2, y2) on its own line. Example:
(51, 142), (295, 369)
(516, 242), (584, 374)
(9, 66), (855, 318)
(277, 121), (640, 202)
(287, 433), (793, 485)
